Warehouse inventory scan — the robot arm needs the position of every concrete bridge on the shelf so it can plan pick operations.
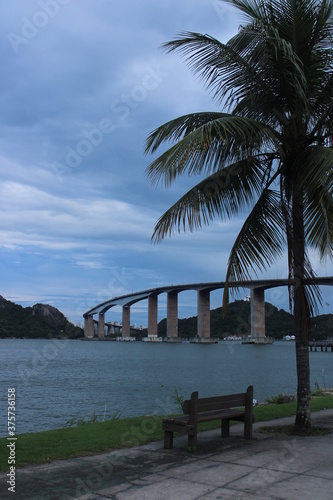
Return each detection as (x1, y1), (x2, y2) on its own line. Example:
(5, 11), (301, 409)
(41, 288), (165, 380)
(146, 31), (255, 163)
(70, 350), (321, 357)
(83, 277), (333, 343)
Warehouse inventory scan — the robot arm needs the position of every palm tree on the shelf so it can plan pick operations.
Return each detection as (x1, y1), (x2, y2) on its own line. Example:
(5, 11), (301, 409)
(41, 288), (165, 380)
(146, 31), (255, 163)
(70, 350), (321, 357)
(145, 0), (333, 434)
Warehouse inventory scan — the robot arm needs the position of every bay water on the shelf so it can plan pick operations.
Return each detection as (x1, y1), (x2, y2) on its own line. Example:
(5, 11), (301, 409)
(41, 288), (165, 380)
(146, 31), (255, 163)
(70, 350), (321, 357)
(1, 338), (332, 436)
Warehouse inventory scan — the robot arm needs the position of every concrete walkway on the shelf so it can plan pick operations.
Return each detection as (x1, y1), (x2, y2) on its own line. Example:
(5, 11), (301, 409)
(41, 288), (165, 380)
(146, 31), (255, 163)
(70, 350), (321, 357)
(1, 409), (333, 500)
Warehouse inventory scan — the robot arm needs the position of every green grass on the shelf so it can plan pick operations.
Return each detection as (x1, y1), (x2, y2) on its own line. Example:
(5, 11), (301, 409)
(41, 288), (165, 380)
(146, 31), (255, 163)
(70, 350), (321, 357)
(0, 415), (164, 470)
(1, 395), (332, 471)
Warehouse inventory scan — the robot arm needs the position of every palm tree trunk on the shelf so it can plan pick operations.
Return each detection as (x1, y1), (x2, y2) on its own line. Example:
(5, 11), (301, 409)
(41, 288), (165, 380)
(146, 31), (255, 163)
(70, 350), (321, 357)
(292, 193), (311, 434)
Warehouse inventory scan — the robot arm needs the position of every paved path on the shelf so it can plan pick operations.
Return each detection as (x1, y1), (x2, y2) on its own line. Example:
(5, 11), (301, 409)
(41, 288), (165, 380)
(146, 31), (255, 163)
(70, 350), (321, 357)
(1, 409), (333, 499)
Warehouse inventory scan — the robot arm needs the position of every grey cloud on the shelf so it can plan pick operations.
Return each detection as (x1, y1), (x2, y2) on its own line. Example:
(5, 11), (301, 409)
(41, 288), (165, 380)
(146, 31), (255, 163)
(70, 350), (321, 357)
(0, 0), (331, 323)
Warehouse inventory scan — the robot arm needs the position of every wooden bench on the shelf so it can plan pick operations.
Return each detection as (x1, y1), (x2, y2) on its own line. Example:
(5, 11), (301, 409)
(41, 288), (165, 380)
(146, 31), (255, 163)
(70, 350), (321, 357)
(162, 385), (253, 449)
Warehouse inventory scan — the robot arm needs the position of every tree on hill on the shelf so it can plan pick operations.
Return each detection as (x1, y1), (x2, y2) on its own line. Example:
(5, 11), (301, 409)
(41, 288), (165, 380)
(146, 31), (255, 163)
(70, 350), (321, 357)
(146, 0), (333, 433)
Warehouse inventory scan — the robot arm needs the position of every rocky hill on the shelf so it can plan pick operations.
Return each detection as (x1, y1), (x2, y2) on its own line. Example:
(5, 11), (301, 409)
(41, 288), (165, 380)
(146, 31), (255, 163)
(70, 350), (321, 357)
(0, 295), (83, 339)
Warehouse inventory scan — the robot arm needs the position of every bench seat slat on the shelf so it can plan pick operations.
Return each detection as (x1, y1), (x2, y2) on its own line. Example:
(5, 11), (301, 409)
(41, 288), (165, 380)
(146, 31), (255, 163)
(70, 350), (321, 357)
(198, 402), (245, 412)
(162, 422), (195, 435)
(162, 416), (188, 425)
(163, 408), (245, 427)
(196, 393), (246, 405)
(196, 409), (245, 422)
(183, 394), (246, 414)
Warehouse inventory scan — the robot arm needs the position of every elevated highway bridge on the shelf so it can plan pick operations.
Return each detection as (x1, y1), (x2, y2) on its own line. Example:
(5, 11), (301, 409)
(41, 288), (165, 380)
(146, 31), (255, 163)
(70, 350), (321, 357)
(83, 277), (333, 343)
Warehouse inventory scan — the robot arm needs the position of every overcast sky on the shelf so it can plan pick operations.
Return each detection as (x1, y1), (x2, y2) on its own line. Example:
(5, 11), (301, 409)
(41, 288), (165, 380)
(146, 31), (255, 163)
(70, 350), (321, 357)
(1, 0), (332, 326)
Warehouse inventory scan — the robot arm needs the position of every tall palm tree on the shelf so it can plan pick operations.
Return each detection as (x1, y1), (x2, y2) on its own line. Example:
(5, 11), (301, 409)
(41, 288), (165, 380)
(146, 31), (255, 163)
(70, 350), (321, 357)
(145, 0), (333, 434)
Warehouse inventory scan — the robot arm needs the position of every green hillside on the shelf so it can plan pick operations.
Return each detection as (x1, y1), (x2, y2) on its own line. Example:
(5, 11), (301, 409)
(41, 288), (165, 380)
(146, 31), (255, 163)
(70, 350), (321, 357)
(0, 295), (83, 339)
(310, 314), (333, 341)
(156, 300), (332, 340)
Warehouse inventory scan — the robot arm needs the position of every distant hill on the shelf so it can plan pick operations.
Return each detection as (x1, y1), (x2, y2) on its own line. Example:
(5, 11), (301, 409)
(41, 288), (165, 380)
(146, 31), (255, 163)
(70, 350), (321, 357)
(156, 300), (332, 340)
(310, 314), (333, 341)
(0, 295), (83, 339)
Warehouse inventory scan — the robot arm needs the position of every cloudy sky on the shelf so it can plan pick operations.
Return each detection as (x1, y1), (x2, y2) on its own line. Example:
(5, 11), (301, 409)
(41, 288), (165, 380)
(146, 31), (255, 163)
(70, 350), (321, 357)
(1, 0), (332, 326)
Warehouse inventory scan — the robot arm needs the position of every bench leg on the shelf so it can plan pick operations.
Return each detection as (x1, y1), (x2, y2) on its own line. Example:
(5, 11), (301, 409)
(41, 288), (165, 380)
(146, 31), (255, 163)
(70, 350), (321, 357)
(188, 433), (197, 450)
(164, 430), (174, 449)
(244, 418), (252, 440)
(221, 419), (230, 438)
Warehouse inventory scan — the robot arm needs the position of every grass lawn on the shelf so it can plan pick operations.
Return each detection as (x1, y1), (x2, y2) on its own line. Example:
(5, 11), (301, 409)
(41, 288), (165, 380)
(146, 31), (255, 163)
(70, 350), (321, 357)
(1, 394), (332, 470)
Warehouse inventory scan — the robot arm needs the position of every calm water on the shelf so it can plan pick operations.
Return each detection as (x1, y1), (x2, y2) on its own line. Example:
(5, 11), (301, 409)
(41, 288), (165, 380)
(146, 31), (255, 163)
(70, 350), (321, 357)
(1, 339), (332, 436)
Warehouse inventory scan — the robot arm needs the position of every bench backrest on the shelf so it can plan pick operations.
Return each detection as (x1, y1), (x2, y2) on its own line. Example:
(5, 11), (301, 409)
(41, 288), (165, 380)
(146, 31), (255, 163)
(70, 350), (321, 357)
(182, 386), (253, 423)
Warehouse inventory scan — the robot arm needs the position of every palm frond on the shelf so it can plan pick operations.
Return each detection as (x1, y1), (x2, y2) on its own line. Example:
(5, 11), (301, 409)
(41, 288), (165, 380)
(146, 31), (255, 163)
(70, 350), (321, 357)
(303, 151), (333, 259)
(151, 158), (266, 242)
(223, 189), (284, 309)
(145, 112), (275, 186)
(162, 32), (255, 107)
(295, 146), (333, 193)
(305, 187), (333, 259)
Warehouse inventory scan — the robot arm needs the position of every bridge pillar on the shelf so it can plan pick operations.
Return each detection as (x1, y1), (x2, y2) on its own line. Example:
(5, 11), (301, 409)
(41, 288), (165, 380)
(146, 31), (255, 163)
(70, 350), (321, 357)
(167, 291), (179, 341)
(84, 315), (94, 338)
(148, 294), (158, 338)
(197, 290), (210, 339)
(122, 306), (130, 338)
(251, 288), (265, 338)
(97, 313), (105, 339)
